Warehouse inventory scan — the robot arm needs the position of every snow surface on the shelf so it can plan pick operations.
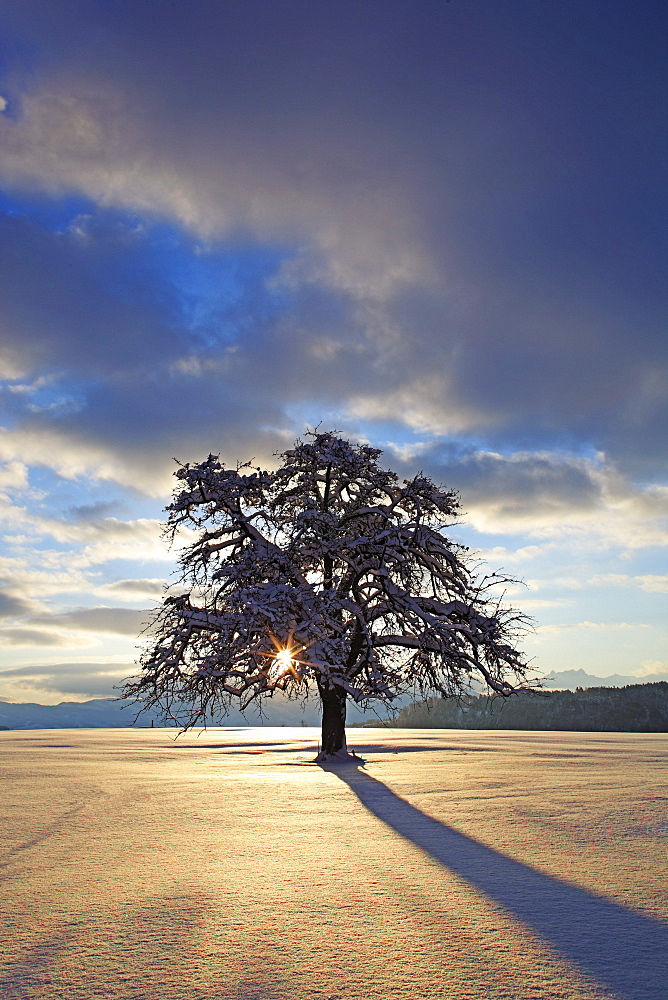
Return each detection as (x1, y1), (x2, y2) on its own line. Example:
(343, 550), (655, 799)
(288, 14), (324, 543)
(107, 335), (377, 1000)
(1, 727), (666, 1000)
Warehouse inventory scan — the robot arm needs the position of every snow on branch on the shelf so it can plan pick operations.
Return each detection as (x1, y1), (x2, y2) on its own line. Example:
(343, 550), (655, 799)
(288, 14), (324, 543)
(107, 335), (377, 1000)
(124, 431), (532, 729)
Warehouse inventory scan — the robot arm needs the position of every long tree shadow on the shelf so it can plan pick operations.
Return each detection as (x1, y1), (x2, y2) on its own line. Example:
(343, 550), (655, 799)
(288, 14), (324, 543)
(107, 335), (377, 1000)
(326, 763), (667, 1000)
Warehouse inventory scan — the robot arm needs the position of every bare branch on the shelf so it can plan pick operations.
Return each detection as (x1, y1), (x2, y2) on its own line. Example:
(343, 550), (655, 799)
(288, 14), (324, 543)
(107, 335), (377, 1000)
(124, 431), (531, 750)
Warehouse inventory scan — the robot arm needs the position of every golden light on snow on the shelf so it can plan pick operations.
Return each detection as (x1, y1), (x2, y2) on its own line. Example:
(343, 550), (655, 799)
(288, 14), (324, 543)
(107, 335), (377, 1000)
(2, 728), (666, 999)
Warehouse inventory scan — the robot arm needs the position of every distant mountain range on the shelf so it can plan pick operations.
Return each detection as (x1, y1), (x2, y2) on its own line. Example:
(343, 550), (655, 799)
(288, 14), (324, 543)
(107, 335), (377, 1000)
(0, 670), (665, 729)
(0, 691), (379, 730)
(541, 669), (668, 690)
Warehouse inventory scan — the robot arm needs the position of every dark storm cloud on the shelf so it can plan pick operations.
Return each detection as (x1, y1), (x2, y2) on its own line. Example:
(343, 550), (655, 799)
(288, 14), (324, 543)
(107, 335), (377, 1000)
(0, 0), (665, 488)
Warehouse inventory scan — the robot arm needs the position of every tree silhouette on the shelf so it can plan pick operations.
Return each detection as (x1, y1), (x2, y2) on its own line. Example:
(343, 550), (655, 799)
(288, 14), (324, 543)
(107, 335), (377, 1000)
(124, 431), (529, 758)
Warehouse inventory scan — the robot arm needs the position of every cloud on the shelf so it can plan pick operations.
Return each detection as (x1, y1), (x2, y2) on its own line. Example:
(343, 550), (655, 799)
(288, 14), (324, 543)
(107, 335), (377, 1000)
(0, 460), (28, 495)
(0, 604), (148, 645)
(0, 553), (99, 599)
(0, 627), (86, 646)
(0, 546), (150, 645)
(0, 496), (173, 608)
(34, 606), (148, 636)
(537, 621), (650, 636)
(68, 501), (119, 521)
(0, 658), (131, 701)
(636, 575), (668, 594)
(0, 589), (35, 619)
(635, 661), (668, 678)
(0, 1), (665, 697)
(516, 599), (567, 611)
(543, 573), (668, 595)
(98, 578), (166, 600)
(0, 659), (129, 679)
(388, 445), (668, 548)
(0, 497), (167, 565)
(0, 0), (664, 491)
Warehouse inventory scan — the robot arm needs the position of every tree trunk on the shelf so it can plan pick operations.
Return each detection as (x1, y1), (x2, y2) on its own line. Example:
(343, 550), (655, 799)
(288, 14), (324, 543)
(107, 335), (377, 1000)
(318, 682), (347, 757)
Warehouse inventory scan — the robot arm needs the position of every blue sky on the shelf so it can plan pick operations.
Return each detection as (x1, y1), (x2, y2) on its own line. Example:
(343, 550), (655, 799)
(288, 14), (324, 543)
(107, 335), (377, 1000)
(0, 0), (666, 703)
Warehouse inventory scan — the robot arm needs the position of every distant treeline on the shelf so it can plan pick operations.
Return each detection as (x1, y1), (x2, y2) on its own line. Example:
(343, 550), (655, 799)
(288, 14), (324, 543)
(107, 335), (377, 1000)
(389, 682), (668, 732)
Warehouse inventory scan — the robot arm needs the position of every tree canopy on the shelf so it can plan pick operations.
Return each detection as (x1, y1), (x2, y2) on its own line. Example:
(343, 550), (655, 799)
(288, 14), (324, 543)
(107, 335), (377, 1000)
(124, 431), (530, 757)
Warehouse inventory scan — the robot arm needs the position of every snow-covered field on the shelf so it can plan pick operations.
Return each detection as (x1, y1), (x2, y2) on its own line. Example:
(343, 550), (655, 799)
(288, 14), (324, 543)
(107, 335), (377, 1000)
(1, 728), (666, 1000)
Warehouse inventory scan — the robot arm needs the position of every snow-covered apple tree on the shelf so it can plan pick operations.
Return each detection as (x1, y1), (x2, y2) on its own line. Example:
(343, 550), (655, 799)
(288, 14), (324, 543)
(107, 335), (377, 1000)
(124, 431), (530, 759)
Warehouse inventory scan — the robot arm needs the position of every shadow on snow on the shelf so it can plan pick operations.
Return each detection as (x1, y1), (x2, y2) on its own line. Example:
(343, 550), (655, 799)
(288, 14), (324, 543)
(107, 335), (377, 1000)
(169, 735), (496, 756)
(324, 761), (668, 1000)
